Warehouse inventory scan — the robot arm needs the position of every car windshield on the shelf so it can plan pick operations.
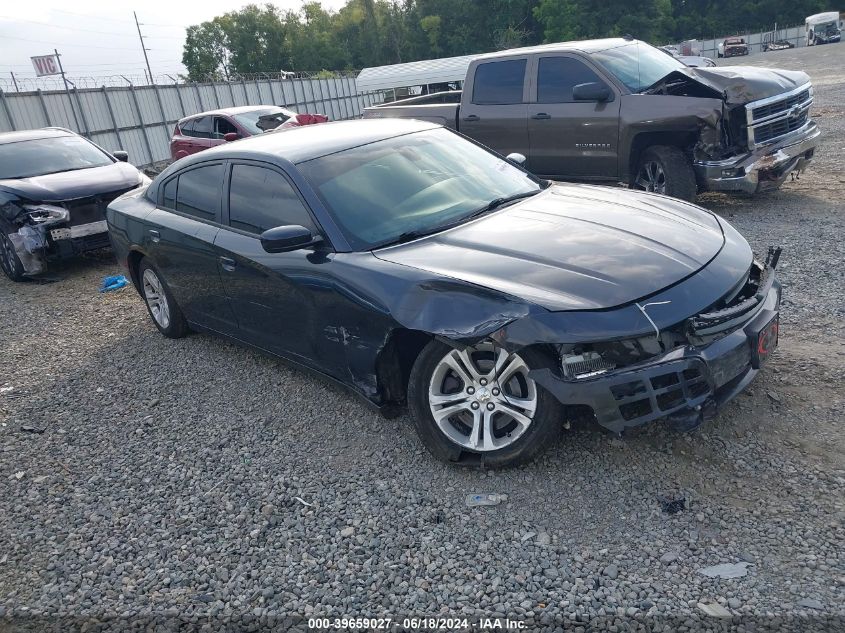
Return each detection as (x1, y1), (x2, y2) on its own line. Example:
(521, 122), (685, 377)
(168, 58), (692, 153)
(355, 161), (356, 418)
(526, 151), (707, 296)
(0, 135), (113, 180)
(232, 108), (294, 134)
(299, 128), (541, 250)
(593, 42), (685, 93)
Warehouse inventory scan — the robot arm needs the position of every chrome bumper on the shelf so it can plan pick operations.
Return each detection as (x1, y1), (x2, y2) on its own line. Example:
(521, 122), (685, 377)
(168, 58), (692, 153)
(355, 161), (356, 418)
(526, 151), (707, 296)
(694, 121), (820, 194)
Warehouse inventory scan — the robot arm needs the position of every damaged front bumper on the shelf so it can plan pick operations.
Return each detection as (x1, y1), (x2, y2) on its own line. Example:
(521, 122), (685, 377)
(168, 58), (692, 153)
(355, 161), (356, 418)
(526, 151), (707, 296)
(694, 121), (819, 194)
(529, 273), (781, 435)
(7, 219), (111, 276)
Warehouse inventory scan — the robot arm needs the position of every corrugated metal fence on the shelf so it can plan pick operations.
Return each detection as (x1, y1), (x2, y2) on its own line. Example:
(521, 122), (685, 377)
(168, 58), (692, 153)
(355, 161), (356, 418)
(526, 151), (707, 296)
(0, 77), (382, 169)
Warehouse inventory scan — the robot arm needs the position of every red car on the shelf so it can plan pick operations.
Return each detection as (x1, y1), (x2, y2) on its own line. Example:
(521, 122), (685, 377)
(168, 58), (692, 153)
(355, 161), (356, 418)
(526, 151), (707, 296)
(169, 106), (328, 160)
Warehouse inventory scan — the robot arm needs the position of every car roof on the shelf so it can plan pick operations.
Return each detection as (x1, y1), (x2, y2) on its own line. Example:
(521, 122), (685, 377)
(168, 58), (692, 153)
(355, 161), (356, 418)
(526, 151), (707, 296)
(474, 37), (639, 60)
(0, 127), (76, 145)
(172, 118), (440, 165)
(179, 105), (291, 121)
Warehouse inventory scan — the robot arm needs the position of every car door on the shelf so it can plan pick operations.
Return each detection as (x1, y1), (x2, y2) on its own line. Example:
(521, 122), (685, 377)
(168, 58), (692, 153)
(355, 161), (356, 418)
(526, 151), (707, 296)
(213, 161), (328, 364)
(187, 116), (216, 154)
(145, 162), (238, 334)
(527, 53), (621, 180)
(459, 57), (530, 157)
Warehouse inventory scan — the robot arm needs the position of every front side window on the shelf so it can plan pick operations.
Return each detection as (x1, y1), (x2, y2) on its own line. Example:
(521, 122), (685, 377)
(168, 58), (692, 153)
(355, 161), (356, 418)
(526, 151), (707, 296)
(537, 57), (606, 103)
(593, 42), (684, 93)
(174, 164), (223, 222)
(299, 128), (541, 250)
(0, 135), (113, 179)
(471, 59), (526, 105)
(228, 164), (314, 234)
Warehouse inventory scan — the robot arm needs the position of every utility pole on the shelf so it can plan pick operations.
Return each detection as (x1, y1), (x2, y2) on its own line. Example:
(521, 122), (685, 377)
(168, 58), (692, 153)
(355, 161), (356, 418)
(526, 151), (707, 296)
(9, 72), (19, 92)
(134, 11), (154, 85)
(54, 49), (82, 131)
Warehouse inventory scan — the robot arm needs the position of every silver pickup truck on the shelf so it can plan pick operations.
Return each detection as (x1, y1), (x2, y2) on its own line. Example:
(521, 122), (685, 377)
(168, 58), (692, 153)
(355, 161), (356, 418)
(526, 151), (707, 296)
(363, 38), (819, 201)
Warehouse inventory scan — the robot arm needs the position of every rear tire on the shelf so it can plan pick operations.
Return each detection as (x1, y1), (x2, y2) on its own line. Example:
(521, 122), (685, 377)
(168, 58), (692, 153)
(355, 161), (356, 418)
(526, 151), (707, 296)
(138, 258), (188, 338)
(408, 340), (562, 467)
(0, 228), (26, 282)
(633, 145), (697, 202)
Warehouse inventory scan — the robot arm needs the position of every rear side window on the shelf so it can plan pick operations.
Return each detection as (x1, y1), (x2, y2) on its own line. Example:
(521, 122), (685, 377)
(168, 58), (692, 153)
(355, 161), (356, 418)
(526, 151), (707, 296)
(228, 164), (315, 234)
(178, 119), (194, 136)
(472, 59), (526, 105)
(537, 57), (606, 103)
(162, 177), (177, 208)
(191, 116), (213, 139)
(173, 164), (223, 222)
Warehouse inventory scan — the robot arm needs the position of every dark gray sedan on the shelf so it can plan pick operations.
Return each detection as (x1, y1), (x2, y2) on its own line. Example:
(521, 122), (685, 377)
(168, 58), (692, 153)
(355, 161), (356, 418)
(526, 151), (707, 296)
(107, 119), (781, 467)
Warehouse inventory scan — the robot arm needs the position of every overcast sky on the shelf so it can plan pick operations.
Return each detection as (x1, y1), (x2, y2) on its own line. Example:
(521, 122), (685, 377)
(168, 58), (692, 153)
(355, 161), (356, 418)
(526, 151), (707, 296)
(0, 0), (348, 83)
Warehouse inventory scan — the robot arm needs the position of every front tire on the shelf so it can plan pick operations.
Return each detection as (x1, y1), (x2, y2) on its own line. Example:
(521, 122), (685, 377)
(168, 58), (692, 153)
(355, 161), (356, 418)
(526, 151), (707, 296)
(138, 259), (188, 338)
(633, 145), (697, 202)
(408, 341), (562, 467)
(0, 229), (26, 282)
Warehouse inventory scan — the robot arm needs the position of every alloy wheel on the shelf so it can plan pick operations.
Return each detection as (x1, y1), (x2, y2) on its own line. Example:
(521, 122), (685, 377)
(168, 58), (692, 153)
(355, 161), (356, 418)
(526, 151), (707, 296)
(428, 342), (537, 452)
(635, 160), (667, 194)
(142, 268), (171, 329)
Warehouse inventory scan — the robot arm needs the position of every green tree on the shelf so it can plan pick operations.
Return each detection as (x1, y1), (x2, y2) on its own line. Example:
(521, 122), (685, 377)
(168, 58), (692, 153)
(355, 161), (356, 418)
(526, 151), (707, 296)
(182, 19), (229, 81)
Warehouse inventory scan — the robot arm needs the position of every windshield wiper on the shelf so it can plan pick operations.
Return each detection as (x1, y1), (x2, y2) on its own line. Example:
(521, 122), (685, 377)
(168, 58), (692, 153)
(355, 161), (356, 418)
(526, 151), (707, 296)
(463, 190), (540, 220)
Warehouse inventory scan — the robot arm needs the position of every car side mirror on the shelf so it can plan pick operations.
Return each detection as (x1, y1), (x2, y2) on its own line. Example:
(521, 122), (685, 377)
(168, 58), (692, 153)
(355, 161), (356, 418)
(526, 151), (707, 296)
(506, 152), (526, 166)
(113, 150), (129, 162)
(223, 132), (241, 142)
(573, 82), (612, 102)
(260, 225), (319, 253)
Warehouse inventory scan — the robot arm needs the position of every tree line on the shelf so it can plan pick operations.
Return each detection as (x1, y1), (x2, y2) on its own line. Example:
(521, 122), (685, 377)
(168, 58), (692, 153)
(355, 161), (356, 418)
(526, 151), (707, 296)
(182, 0), (833, 79)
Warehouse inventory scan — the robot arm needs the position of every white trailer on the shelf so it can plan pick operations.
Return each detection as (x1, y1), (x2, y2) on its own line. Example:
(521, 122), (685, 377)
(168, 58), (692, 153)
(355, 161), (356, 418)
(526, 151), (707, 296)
(805, 12), (842, 45)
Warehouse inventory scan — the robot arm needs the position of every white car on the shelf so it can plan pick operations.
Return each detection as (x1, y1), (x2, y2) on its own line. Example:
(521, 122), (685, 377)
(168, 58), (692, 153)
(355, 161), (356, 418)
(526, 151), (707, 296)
(660, 46), (717, 68)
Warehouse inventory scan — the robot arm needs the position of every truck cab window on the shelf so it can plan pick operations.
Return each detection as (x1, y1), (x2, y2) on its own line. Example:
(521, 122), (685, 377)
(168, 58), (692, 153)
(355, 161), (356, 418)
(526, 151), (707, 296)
(472, 59), (526, 105)
(537, 57), (606, 103)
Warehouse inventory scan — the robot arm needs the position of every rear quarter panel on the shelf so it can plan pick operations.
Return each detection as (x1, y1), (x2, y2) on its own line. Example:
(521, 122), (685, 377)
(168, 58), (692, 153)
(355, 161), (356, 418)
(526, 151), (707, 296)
(362, 103), (459, 129)
(106, 188), (156, 274)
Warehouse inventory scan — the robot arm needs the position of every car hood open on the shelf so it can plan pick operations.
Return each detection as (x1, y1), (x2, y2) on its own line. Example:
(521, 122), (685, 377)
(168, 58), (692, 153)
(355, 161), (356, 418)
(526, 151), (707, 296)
(663, 66), (810, 104)
(0, 162), (142, 202)
(374, 184), (726, 312)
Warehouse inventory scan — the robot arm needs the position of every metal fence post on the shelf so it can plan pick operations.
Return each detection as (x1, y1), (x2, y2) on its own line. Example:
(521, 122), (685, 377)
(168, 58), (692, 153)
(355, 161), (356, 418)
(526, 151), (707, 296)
(73, 87), (91, 136)
(194, 83), (205, 111)
(174, 82), (186, 117)
(101, 86), (124, 150)
(128, 83), (155, 165)
(36, 89), (52, 126)
(0, 89), (16, 130)
(211, 82), (221, 109)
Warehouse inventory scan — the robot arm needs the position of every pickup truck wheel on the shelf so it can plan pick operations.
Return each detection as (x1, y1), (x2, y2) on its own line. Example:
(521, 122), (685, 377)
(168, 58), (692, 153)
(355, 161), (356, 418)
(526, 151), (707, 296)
(0, 229), (26, 282)
(408, 340), (562, 467)
(138, 259), (188, 338)
(633, 146), (697, 202)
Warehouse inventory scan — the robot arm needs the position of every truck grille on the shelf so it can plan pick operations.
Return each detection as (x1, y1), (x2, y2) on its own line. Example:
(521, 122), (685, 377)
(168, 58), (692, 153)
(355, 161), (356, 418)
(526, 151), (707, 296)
(745, 84), (813, 148)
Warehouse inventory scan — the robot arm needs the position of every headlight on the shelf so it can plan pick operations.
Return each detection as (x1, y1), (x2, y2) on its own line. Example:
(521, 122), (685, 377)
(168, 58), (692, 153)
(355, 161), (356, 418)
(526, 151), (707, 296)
(22, 203), (69, 224)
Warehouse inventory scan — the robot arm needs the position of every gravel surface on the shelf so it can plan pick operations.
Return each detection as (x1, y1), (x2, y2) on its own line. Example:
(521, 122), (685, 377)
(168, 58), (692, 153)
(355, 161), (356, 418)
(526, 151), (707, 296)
(1, 45), (843, 632)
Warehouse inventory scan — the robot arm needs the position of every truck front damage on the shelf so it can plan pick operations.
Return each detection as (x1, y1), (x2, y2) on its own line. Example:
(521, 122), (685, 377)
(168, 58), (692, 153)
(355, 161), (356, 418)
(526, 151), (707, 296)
(640, 65), (819, 194)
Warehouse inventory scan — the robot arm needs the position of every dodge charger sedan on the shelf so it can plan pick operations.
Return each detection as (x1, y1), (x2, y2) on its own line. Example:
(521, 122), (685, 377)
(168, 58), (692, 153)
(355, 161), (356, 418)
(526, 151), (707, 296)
(107, 119), (781, 467)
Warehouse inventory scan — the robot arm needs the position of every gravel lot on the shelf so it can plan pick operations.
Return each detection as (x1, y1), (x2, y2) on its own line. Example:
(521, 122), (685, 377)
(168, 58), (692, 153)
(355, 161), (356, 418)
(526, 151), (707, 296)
(1, 45), (843, 632)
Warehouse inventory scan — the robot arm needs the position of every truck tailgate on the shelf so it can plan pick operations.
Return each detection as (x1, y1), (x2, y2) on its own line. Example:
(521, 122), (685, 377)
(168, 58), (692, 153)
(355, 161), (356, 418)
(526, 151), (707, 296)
(362, 103), (459, 129)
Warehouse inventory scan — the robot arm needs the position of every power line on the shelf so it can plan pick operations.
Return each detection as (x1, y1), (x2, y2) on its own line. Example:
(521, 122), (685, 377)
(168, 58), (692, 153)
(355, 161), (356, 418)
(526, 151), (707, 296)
(46, 8), (184, 28)
(0, 15), (185, 39)
(0, 34), (141, 51)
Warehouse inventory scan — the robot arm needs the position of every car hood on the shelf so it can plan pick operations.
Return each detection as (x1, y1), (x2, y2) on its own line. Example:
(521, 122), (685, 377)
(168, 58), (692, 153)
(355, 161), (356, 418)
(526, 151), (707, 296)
(0, 162), (142, 202)
(374, 184), (726, 312)
(671, 66), (810, 104)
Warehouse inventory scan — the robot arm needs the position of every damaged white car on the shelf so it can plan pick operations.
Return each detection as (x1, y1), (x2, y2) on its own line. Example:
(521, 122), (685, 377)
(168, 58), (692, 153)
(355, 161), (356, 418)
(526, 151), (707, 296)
(0, 128), (148, 281)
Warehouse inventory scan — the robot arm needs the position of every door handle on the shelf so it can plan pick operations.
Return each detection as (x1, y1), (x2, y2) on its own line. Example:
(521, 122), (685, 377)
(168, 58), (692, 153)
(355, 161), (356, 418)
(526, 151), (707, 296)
(462, 114), (480, 122)
(219, 256), (236, 272)
(531, 112), (551, 120)
(148, 229), (160, 243)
